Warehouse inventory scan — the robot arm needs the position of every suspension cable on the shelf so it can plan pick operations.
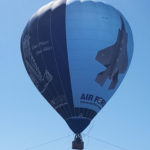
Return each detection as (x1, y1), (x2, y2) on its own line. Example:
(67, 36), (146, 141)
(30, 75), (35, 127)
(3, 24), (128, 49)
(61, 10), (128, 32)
(87, 135), (129, 150)
(25, 134), (72, 150)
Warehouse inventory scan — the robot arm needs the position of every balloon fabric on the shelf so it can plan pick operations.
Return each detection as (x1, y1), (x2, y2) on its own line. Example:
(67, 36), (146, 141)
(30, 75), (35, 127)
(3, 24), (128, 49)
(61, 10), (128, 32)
(21, 0), (133, 135)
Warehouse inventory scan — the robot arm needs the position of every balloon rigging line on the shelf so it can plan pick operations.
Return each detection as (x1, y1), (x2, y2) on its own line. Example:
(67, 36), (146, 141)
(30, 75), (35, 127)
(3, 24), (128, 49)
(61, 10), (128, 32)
(83, 120), (96, 149)
(86, 135), (128, 150)
(25, 134), (72, 150)
(85, 119), (96, 136)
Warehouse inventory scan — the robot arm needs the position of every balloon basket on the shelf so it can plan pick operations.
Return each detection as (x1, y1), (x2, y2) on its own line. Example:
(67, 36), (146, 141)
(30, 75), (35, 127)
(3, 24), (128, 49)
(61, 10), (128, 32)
(72, 134), (84, 150)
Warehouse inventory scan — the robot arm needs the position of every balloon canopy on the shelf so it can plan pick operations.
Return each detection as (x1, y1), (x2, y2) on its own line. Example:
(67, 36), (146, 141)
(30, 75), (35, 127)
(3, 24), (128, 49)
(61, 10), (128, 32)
(21, 0), (133, 134)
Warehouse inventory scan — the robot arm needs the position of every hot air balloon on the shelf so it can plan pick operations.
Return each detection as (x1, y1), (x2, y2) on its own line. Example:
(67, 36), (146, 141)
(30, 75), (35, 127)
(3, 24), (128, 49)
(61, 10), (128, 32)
(20, 0), (133, 149)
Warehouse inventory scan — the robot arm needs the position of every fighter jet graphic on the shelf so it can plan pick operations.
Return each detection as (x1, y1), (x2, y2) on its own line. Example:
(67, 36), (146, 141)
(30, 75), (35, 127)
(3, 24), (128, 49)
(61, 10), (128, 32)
(96, 16), (128, 90)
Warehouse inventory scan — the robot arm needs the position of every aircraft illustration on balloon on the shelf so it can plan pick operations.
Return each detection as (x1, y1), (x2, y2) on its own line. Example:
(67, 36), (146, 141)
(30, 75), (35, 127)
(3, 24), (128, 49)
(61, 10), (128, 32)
(96, 16), (128, 90)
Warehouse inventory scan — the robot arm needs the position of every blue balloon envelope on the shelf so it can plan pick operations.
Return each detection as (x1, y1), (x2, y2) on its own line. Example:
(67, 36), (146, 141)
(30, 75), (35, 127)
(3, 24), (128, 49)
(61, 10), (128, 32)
(21, 0), (133, 134)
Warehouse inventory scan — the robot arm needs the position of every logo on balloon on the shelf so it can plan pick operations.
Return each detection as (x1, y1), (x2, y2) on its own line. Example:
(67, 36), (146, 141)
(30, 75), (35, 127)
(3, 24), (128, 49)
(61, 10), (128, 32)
(22, 34), (53, 93)
(95, 16), (128, 90)
(80, 93), (106, 109)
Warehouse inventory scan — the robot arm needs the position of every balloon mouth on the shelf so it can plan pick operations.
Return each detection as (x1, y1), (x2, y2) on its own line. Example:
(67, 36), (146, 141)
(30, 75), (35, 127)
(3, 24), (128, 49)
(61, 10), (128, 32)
(66, 117), (91, 134)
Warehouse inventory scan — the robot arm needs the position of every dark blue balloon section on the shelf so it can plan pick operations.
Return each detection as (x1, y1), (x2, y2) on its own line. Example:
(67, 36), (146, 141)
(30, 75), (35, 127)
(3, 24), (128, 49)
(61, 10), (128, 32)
(21, 0), (96, 134)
